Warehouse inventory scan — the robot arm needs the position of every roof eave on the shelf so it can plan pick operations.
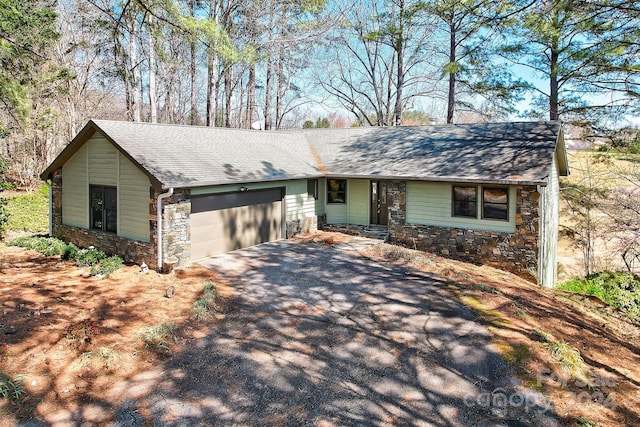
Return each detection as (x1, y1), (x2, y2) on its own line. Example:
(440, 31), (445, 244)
(323, 173), (548, 187)
(165, 173), (326, 190)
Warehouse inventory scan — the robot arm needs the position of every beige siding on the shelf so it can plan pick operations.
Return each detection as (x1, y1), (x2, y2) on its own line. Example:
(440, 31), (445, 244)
(315, 179), (326, 215)
(88, 136), (118, 186)
(325, 179), (369, 225)
(406, 181), (516, 233)
(119, 153), (151, 241)
(61, 132), (151, 242)
(539, 154), (560, 287)
(348, 179), (369, 226)
(62, 144), (89, 227)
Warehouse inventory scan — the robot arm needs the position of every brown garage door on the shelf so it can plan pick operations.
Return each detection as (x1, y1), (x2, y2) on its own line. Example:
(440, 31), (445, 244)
(191, 188), (284, 260)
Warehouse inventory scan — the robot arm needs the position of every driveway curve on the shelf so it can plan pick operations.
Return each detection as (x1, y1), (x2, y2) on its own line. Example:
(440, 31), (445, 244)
(112, 237), (558, 426)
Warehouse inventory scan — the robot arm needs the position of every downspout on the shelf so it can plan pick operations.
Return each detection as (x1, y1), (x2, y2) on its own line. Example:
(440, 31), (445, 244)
(48, 182), (53, 237)
(156, 187), (174, 271)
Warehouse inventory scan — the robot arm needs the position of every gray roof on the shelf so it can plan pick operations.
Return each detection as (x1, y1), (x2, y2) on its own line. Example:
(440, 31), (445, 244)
(41, 120), (567, 188)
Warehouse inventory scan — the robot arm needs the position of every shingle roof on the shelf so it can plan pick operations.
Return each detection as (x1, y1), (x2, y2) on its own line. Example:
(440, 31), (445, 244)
(41, 120), (566, 188)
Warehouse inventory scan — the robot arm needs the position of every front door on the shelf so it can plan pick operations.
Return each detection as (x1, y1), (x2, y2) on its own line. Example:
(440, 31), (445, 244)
(370, 180), (389, 225)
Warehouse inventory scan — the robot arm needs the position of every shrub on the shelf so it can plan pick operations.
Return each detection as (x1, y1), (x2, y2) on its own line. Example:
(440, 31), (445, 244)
(89, 255), (123, 278)
(559, 272), (640, 321)
(61, 243), (79, 260)
(8, 236), (67, 256)
(75, 248), (107, 267)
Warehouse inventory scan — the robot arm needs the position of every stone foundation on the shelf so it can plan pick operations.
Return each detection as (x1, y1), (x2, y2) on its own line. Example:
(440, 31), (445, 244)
(387, 183), (540, 278)
(153, 189), (191, 269)
(286, 216), (318, 238)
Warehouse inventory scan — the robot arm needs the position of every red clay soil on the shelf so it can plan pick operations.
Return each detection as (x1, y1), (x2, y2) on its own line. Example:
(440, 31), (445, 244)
(0, 244), (231, 424)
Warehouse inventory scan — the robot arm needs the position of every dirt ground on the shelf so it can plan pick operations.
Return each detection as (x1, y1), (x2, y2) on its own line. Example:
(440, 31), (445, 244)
(0, 244), (232, 424)
(1, 233), (639, 426)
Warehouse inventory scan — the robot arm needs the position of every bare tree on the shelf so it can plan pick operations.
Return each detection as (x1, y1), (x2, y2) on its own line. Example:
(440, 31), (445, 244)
(315, 0), (438, 126)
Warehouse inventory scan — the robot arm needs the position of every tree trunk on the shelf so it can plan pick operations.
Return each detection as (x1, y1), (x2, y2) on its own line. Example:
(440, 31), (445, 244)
(276, 45), (285, 129)
(264, 57), (273, 130)
(393, 0), (405, 126)
(190, 1), (198, 125)
(246, 62), (256, 128)
(129, 26), (141, 122)
(549, 47), (559, 121)
(148, 22), (157, 124)
(224, 64), (232, 127)
(206, 54), (218, 126)
(549, 12), (559, 121)
(447, 18), (456, 124)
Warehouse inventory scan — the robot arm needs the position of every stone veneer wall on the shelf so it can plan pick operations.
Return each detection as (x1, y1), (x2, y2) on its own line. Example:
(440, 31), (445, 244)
(286, 216), (318, 238)
(387, 180), (540, 279)
(50, 168), (156, 268)
(152, 188), (191, 270)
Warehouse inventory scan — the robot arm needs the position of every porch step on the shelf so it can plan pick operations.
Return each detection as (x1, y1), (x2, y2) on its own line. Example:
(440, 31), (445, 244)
(321, 224), (389, 241)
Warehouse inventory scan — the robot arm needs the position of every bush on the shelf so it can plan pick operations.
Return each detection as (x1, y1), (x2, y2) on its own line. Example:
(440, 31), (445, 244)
(559, 272), (640, 321)
(61, 243), (79, 260)
(8, 236), (123, 278)
(8, 236), (67, 255)
(75, 248), (107, 267)
(90, 255), (123, 278)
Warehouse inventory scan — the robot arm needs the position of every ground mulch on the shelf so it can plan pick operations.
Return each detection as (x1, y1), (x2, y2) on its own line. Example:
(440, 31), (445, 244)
(0, 244), (231, 424)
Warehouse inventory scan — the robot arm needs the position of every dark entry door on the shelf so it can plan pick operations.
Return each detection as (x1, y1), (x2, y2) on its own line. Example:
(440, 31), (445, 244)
(370, 180), (389, 225)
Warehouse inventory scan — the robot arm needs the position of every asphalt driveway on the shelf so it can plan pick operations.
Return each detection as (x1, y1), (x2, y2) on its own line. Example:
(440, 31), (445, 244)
(111, 237), (558, 426)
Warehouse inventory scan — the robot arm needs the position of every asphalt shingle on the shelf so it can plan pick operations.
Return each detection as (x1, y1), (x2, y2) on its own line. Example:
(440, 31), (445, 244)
(43, 120), (564, 188)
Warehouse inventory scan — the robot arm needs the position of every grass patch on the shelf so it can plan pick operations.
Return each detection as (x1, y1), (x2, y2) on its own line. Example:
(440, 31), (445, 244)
(559, 271), (640, 321)
(456, 293), (512, 328)
(77, 347), (120, 369)
(191, 280), (219, 321)
(139, 322), (178, 352)
(0, 372), (26, 402)
(3, 185), (49, 234)
(533, 327), (588, 382)
(373, 243), (436, 267)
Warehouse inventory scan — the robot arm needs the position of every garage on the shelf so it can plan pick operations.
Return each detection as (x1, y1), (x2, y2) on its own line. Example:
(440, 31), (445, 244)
(191, 188), (284, 260)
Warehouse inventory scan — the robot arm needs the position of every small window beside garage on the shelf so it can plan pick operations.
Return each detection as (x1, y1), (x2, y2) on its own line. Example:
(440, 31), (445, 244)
(90, 185), (117, 233)
(307, 179), (318, 199)
(327, 179), (347, 204)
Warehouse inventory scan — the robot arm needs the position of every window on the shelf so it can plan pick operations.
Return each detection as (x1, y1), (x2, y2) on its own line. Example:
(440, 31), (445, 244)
(482, 187), (508, 220)
(327, 179), (346, 204)
(90, 185), (117, 233)
(307, 179), (318, 200)
(452, 186), (477, 217)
